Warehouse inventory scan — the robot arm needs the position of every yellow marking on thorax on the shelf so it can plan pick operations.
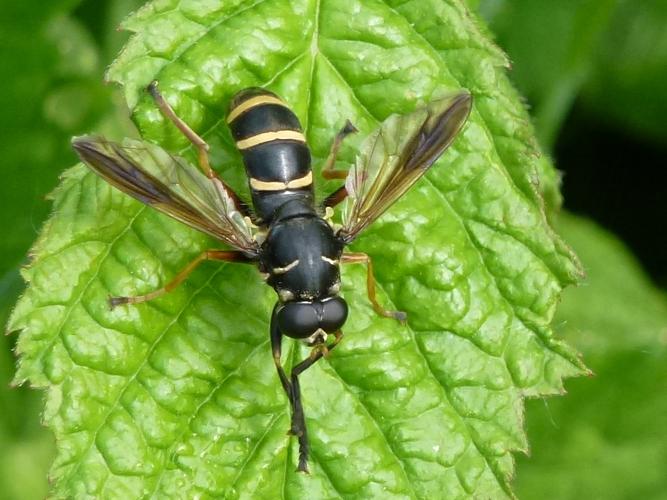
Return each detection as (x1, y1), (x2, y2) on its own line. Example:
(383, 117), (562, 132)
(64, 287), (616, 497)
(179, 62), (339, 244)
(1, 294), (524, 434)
(227, 95), (287, 123)
(249, 171), (313, 191)
(236, 130), (306, 150)
(272, 259), (300, 274)
(321, 256), (339, 266)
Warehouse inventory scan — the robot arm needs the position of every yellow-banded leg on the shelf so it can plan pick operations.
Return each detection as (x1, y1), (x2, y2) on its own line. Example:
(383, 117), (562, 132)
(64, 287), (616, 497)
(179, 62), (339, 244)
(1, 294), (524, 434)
(109, 250), (253, 308)
(147, 81), (249, 216)
(341, 252), (407, 323)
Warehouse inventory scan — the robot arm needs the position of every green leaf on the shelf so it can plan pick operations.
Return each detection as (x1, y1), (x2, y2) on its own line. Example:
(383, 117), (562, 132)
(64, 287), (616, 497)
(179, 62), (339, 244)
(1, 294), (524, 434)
(10, 0), (586, 497)
(0, 280), (55, 500)
(516, 213), (667, 499)
(478, 1), (667, 147)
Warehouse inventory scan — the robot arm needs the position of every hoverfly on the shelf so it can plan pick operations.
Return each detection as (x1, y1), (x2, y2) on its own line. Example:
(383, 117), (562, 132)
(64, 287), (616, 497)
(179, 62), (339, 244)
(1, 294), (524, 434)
(73, 82), (471, 473)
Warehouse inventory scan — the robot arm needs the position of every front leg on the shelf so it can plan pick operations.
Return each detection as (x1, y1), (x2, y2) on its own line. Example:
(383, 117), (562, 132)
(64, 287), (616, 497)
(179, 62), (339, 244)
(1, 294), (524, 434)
(289, 331), (344, 473)
(270, 305), (293, 401)
(322, 185), (348, 209)
(270, 306), (344, 473)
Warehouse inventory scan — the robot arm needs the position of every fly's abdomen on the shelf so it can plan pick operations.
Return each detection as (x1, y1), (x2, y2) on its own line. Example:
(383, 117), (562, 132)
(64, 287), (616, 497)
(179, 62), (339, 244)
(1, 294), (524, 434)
(227, 88), (313, 222)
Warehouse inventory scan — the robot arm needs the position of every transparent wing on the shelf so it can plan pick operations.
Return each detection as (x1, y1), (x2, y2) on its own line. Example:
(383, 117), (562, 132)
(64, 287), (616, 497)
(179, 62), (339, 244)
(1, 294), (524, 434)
(72, 136), (259, 256)
(339, 92), (472, 243)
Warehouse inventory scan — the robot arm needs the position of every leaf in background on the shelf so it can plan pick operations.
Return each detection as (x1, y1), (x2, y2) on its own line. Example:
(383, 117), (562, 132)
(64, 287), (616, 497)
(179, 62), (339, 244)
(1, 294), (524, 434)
(478, 0), (617, 151)
(581, 2), (667, 144)
(0, 2), (145, 499)
(0, 4), (107, 280)
(0, 3), (92, 500)
(516, 213), (667, 499)
(0, 282), (54, 500)
(10, 0), (586, 497)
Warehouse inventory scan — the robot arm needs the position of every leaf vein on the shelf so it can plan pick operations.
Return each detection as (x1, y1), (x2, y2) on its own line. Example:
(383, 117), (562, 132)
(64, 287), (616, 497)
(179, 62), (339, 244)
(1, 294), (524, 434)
(62, 262), (229, 486)
(24, 206), (147, 386)
(325, 361), (419, 498)
(228, 411), (287, 494)
(148, 336), (271, 498)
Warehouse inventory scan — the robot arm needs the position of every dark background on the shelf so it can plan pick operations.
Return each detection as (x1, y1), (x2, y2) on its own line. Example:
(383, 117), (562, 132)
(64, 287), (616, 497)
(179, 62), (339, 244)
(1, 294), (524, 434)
(558, 106), (667, 287)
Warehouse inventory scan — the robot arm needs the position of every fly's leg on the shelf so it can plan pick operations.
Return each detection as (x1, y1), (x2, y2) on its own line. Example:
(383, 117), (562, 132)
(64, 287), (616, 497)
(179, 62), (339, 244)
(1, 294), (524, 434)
(270, 305), (293, 402)
(271, 306), (344, 473)
(320, 120), (357, 208)
(148, 81), (214, 178)
(289, 331), (344, 473)
(321, 120), (358, 180)
(322, 185), (348, 209)
(109, 250), (254, 308)
(147, 81), (249, 216)
(319, 121), (357, 209)
(341, 252), (407, 323)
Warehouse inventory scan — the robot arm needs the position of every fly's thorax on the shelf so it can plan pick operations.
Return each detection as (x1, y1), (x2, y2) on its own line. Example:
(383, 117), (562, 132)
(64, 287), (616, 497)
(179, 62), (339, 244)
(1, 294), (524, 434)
(259, 212), (344, 302)
(250, 190), (315, 226)
(227, 88), (314, 223)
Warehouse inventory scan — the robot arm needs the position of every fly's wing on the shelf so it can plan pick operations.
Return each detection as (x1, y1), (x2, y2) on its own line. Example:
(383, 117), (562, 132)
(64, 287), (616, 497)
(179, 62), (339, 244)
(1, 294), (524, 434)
(339, 92), (472, 243)
(72, 136), (259, 256)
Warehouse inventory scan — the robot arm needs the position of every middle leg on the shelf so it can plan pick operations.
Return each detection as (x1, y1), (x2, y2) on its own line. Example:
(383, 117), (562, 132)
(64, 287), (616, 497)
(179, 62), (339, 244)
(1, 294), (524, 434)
(109, 250), (253, 308)
(341, 252), (407, 323)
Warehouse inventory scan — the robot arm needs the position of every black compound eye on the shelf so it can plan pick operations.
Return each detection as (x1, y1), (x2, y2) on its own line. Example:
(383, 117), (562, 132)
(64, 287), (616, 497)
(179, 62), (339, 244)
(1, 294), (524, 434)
(277, 302), (319, 339)
(320, 297), (348, 333)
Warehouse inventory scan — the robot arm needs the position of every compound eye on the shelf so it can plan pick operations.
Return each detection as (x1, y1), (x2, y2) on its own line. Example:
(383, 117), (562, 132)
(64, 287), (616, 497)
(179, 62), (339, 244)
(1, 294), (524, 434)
(277, 302), (319, 339)
(320, 297), (348, 333)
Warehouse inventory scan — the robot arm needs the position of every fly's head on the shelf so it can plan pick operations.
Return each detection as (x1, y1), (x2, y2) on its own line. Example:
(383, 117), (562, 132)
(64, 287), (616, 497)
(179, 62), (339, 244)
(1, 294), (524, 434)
(275, 296), (348, 345)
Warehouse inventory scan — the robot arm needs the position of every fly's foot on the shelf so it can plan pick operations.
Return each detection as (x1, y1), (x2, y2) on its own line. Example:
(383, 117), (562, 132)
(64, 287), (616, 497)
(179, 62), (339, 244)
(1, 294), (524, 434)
(341, 119), (358, 136)
(288, 421), (304, 437)
(108, 295), (129, 309)
(147, 80), (159, 97)
(392, 310), (408, 325)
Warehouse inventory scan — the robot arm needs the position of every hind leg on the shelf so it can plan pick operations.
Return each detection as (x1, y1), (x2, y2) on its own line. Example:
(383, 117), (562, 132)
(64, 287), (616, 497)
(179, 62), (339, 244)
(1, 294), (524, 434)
(147, 81), (250, 216)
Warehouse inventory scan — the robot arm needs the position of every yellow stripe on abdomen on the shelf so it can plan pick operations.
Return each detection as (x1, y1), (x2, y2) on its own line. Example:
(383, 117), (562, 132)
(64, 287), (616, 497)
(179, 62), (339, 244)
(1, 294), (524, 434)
(236, 130), (306, 150)
(249, 171), (313, 191)
(227, 95), (288, 123)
